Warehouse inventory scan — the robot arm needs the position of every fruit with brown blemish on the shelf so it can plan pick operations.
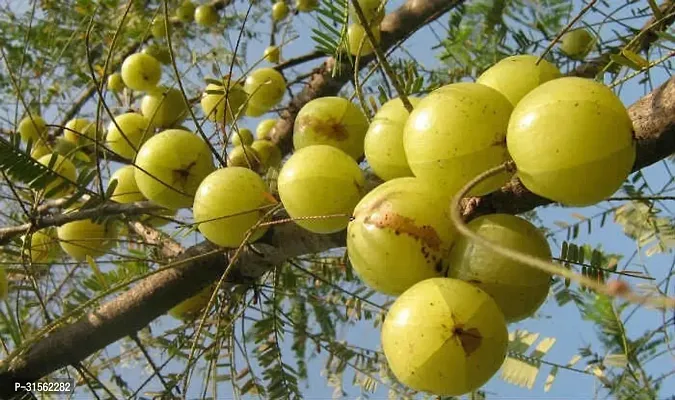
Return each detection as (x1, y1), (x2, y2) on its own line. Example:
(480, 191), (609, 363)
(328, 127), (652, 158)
(447, 213), (552, 322)
(381, 277), (508, 396)
(278, 145), (366, 234)
(347, 177), (456, 295)
(293, 96), (369, 160)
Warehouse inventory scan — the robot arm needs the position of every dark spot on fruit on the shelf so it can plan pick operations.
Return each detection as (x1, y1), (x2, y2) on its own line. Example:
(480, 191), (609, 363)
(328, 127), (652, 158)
(434, 260), (443, 272)
(453, 325), (483, 356)
(363, 203), (443, 250)
(296, 115), (349, 141)
(491, 135), (507, 147)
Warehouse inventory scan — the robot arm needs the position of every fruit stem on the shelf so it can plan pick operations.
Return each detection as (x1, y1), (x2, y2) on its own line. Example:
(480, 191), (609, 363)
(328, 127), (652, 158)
(448, 161), (675, 310)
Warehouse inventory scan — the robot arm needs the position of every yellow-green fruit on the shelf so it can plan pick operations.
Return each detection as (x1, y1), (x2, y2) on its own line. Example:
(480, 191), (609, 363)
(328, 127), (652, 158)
(0, 268), (8, 300)
(227, 145), (261, 170)
(169, 285), (214, 320)
(231, 128), (254, 146)
(201, 81), (248, 123)
(18, 115), (47, 143)
(272, 1), (289, 21)
(244, 68), (286, 110)
(295, 0), (318, 12)
(134, 129), (216, 209)
(278, 145), (365, 233)
(109, 165), (146, 204)
(349, 0), (384, 25)
(507, 77), (635, 206)
(346, 23), (380, 56)
(364, 97), (419, 180)
(107, 73), (125, 93)
(193, 167), (272, 247)
(382, 277), (508, 396)
(57, 218), (114, 261)
(120, 53), (162, 92)
(24, 229), (58, 263)
(106, 112), (154, 160)
(447, 214), (552, 322)
(404, 83), (514, 198)
(245, 102), (268, 117)
(37, 154), (77, 198)
(256, 119), (277, 140)
(251, 140), (282, 169)
(151, 17), (167, 39)
(264, 46), (280, 63)
(347, 178), (456, 295)
(30, 141), (51, 159)
(476, 55), (562, 107)
(142, 45), (172, 65)
(176, 0), (196, 22)
(561, 29), (594, 60)
(64, 118), (96, 144)
(293, 97), (369, 160)
(141, 86), (189, 128)
(195, 4), (218, 27)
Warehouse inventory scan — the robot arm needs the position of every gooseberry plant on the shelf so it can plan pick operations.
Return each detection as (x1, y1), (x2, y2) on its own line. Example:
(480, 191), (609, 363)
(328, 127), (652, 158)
(0, 0), (674, 399)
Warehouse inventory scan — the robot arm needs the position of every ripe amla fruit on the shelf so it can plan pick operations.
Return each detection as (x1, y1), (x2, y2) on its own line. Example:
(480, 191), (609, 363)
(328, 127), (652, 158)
(404, 83), (514, 198)
(278, 145), (366, 234)
(109, 165), (146, 203)
(349, 0), (384, 25)
(272, 1), (289, 21)
(295, 0), (318, 12)
(293, 97), (369, 160)
(364, 96), (419, 180)
(476, 55), (561, 107)
(264, 46), (280, 63)
(231, 128), (254, 145)
(561, 29), (594, 60)
(447, 214), (552, 322)
(64, 118), (96, 144)
(169, 285), (214, 320)
(23, 229), (58, 263)
(244, 68), (286, 111)
(107, 73), (125, 93)
(251, 140), (282, 170)
(106, 112), (154, 160)
(195, 4), (219, 27)
(37, 154), (77, 198)
(256, 119), (277, 140)
(141, 86), (189, 128)
(176, 0), (196, 22)
(18, 115), (47, 143)
(135, 129), (216, 209)
(346, 23), (380, 56)
(201, 79), (248, 123)
(121, 53), (162, 92)
(227, 145), (261, 171)
(347, 178), (456, 295)
(507, 77), (636, 206)
(382, 277), (508, 396)
(57, 217), (115, 261)
(193, 167), (273, 247)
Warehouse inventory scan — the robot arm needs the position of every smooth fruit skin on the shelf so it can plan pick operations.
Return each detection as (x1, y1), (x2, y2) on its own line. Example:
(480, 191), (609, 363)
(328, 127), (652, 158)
(347, 178), (456, 295)
(195, 5), (218, 27)
(278, 145), (365, 234)
(476, 55), (562, 107)
(293, 97), (369, 160)
(256, 119), (277, 140)
(134, 129), (216, 209)
(272, 1), (289, 21)
(295, 0), (318, 12)
(201, 81), (248, 123)
(447, 214), (552, 322)
(264, 46), (280, 63)
(64, 118), (95, 144)
(404, 83), (514, 198)
(507, 77), (636, 206)
(151, 17), (167, 39)
(18, 115), (47, 143)
(227, 145), (261, 170)
(176, 0), (196, 22)
(169, 285), (214, 320)
(245, 102), (267, 117)
(107, 73), (125, 93)
(231, 128), (254, 145)
(349, 0), (384, 25)
(364, 97), (419, 180)
(24, 229), (57, 263)
(120, 53), (162, 92)
(251, 140), (282, 169)
(382, 277), (508, 396)
(193, 167), (271, 248)
(346, 23), (380, 56)
(142, 45), (172, 65)
(109, 165), (146, 204)
(30, 141), (51, 159)
(561, 29), (594, 60)
(244, 68), (286, 110)
(106, 113), (154, 160)
(141, 86), (189, 128)
(57, 218), (114, 261)
(37, 154), (77, 198)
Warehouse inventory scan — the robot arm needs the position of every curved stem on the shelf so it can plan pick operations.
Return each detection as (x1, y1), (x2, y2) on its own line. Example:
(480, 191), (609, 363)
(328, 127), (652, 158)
(448, 162), (675, 310)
